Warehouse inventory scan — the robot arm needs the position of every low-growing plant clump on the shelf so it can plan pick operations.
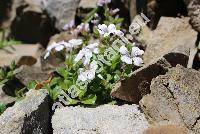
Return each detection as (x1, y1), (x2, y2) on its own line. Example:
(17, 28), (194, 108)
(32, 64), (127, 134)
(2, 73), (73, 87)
(28, 0), (145, 106)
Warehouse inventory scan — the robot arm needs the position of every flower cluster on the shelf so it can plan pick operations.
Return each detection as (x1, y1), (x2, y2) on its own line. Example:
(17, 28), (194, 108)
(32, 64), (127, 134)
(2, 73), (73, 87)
(40, 3), (145, 106)
(119, 45), (144, 66)
(98, 24), (124, 37)
(44, 39), (83, 59)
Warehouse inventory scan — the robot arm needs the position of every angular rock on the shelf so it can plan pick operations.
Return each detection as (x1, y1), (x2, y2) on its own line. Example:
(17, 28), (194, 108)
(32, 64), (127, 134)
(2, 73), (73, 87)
(15, 65), (49, 86)
(146, 0), (188, 29)
(1, 0), (57, 45)
(0, 44), (42, 67)
(188, 0), (200, 32)
(163, 44), (191, 67)
(0, 89), (50, 134)
(44, 0), (80, 31)
(0, 87), (16, 106)
(140, 65), (200, 133)
(144, 125), (189, 134)
(111, 58), (171, 103)
(136, 17), (197, 64)
(52, 105), (149, 134)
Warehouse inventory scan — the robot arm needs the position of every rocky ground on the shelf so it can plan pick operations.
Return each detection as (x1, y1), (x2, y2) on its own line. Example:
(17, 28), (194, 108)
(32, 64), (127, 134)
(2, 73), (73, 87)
(0, 0), (200, 134)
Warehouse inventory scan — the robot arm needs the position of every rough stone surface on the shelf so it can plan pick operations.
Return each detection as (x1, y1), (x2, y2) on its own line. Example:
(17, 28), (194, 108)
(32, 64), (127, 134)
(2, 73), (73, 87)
(0, 44), (42, 67)
(111, 58), (171, 103)
(140, 65), (200, 133)
(15, 65), (49, 86)
(144, 125), (189, 134)
(78, 0), (98, 9)
(1, 0), (57, 45)
(0, 89), (50, 134)
(137, 17), (197, 65)
(188, 0), (200, 32)
(52, 105), (149, 134)
(0, 44), (42, 66)
(0, 87), (16, 106)
(44, 0), (80, 31)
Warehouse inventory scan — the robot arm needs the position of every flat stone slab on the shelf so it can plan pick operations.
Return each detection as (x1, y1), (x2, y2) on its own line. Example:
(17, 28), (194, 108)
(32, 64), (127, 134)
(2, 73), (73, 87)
(136, 17), (197, 64)
(0, 44), (42, 66)
(52, 105), (149, 134)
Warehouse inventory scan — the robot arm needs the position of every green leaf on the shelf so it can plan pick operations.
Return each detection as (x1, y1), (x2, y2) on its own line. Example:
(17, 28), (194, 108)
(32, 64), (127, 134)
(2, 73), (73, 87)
(10, 61), (16, 70)
(57, 67), (68, 79)
(0, 79), (9, 85)
(0, 103), (6, 115)
(83, 7), (99, 23)
(81, 94), (97, 105)
(27, 81), (37, 90)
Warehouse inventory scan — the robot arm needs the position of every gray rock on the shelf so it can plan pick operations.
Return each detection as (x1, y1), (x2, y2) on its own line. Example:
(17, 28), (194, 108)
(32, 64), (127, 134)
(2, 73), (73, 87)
(0, 89), (50, 134)
(0, 87), (16, 105)
(140, 65), (200, 133)
(78, 0), (98, 9)
(44, 0), (80, 30)
(188, 0), (200, 32)
(136, 17), (197, 65)
(15, 65), (49, 86)
(52, 105), (149, 134)
(111, 58), (171, 103)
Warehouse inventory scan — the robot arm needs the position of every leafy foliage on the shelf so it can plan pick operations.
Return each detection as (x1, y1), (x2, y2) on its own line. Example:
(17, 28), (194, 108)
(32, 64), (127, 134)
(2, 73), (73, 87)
(0, 103), (6, 115)
(30, 2), (144, 106)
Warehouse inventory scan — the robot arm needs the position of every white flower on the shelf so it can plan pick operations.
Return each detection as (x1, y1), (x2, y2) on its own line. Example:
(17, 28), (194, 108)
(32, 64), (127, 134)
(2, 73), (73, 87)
(44, 39), (83, 60)
(98, 24), (124, 37)
(68, 39), (83, 47)
(119, 45), (144, 66)
(75, 43), (99, 65)
(78, 61), (98, 82)
(44, 42), (65, 59)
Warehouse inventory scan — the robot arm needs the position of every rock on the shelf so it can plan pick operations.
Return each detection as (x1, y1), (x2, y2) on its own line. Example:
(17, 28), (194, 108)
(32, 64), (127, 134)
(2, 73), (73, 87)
(52, 105), (149, 134)
(163, 44), (190, 67)
(0, 0), (57, 45)
(130, 0), (137, 21)
(144, 125), (188, 134)
(78, 0), (98, 9)
(44, 0), (80, 31)
(111, 58), (171, 103)
(0, 89), (50, 134)
(140, 65), (200, 133)
(0, 87), (16, 106)
(137, 17), (197, 65)
(0, 44), (43, 67)
(188, 0), (200, 32)
(15, 65), (49, 86)
(187, 46), (198, 68)
(146, 0), (188, 29)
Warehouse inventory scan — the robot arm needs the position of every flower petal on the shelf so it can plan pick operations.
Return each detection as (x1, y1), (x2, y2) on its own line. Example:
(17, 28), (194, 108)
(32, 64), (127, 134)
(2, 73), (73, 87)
(133, 57), (143, 66)
(131, 47), (144, 57)
(55, 45), (64, 51)
(121, 55), (132, 64)
(44, 52), (50, 59)
(69, 39), (83, 46)
(108, 24), (116, 33)
(119, 45), (128, 55)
